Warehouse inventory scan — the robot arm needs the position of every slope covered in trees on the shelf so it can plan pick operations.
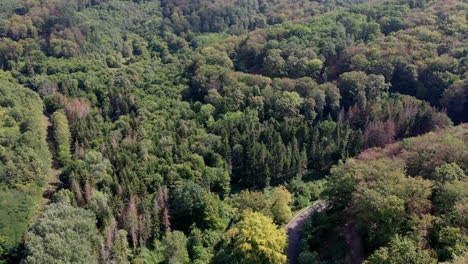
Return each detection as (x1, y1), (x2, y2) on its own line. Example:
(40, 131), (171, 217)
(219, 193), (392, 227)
(299, 124), (468, 264)
(0, 78), (51, 261)
(0, 0), (466, 263)
(161, 0), (376, 35)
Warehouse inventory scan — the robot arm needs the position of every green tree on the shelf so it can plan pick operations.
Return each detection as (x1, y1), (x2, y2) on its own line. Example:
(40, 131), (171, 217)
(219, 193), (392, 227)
(263, 49), (286, 77)
(171, 182), (227, 231)
(298, 251), (322, 264)
(163, 231), (190, 264)
(433, 163), (466, 183)
(295, 77), (318, 97)
(188, 228), (210, 264)
(0, 189), (36, 261)
(270, 186), (293, 224)
(355, 190), (406, 246)
(433, 180), (468, 221)
(52, 110), (72, 166)
(275, 91), (303, 119)
(364, 235), (436, 264)
(234, 190), (272, 217)
(320, 83), (341, 115)
(338, 71), (388, 108)
(22, 202), (101, 264)
(437, 226), (468, 261)
(338, 71), (368, 107)
(308, 59), (323, 75)
(112, 230), (130, 264)
(441, 80), (467, 123)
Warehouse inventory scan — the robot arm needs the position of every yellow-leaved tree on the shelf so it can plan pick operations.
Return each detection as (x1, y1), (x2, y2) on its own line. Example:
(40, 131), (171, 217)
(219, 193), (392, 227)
(227, 211), (288, 264)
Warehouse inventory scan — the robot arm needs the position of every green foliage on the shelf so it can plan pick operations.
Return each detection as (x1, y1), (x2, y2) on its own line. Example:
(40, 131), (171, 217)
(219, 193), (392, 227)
(312, 125), (468, 263)
(0, 79), (50, 261)
(433, 180), (468, 226)
(112, 230), (131, 264)
(170, 181), (231, 231)
(0, 0), (465, 263)
(338, 71), (389, 108)
(233, 186), (294, 224)
(437, 226), (468, 261)
(287, 178), (325, 209)
(22, 202), (102, 264)
(298, 251), (323, 264)
(160, 0), (377, 35)
(364, 235), (436, 264)
(354, 188), (406, 246)
(51, 110), (72, 166)
(433, 163), (466, 183)
(0, 188), (38, 261)
(0, 80), (50, 187)
(187, 227), (213, 264)
(0, 0), (22, 20)
(161, 231), (190, 264)
(270, 186), (293, 224)
(441, 80), (467, 123)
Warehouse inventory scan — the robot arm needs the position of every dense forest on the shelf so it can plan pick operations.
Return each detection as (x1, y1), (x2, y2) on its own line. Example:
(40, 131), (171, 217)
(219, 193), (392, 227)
(0, 0), (466, 263)
(299, 125), (468, 264)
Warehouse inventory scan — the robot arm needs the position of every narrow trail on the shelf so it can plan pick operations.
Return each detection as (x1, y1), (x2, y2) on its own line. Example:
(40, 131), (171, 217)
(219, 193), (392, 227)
(343, 211), (365, 264)
(285, 201), (327, 264)
(34, 116), (62, 218)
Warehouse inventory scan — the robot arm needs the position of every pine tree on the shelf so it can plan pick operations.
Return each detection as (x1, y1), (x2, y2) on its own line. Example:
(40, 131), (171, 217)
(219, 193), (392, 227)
(51, 109), (72, 166)
(112, 230), (130, 264)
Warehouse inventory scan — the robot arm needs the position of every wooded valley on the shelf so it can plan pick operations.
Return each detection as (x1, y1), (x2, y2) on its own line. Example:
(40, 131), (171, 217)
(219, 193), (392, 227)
(0, 0), (466, 263)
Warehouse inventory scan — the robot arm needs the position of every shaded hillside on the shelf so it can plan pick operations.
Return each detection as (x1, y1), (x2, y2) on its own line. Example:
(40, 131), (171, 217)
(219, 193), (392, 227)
(299, 124), (468, 263)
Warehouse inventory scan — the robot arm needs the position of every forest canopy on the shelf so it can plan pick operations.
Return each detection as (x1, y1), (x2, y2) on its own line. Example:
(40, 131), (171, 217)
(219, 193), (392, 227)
(299, 124), (468, 264)
(0, 0), (466, 263)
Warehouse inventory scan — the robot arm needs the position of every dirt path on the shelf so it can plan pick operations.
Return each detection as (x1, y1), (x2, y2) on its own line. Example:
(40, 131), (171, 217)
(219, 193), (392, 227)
(285, 201), (327, 264)
(34, 116), (62, 218)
